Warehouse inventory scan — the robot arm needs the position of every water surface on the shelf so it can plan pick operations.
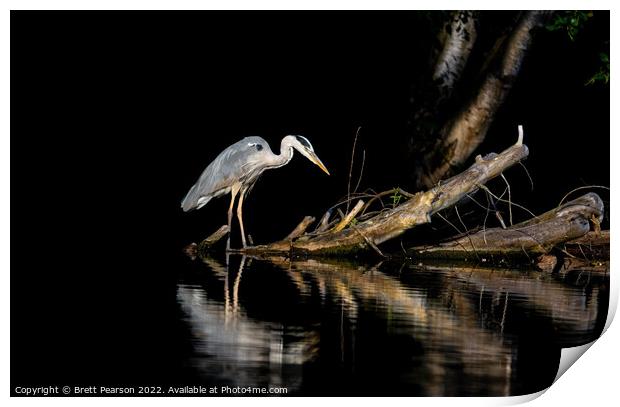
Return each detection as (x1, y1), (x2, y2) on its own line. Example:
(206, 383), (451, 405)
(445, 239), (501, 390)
(176, 255), (608, 396)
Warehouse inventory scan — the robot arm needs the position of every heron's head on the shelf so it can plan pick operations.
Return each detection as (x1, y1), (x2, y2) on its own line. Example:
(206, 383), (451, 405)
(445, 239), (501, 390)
(285, 135), (330, 175)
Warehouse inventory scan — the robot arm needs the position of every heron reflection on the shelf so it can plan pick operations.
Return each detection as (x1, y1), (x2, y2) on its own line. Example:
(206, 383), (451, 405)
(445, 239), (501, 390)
(177, 255), (319, 390)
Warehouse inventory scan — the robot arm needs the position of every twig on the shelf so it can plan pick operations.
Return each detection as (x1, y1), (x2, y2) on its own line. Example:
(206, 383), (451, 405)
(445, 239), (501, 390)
(436, 212), (463, 236)
(315, 210), (333, 233)
(329, 192), (378, 214)
(352, 225), (386, 257)
(332, 200), (365, 232)
(337, 208), (345, 222)
(454, 205), (480, 260)
(476, 183), (537, 219)
(558, 185), (610, 206)
(285, 216), (316, 240)
(353, 150), (366, 194)
(435, 213), (472, 253)
(360, 187), (415, 216)
(500, 173), (513, 226)
(466, 191), (490, 211)
(346, 127), (361, 214)
(558, 247), (579, 259)
(520, 244), (532, 262)
(485, 189), (507, 229)
(482, 191), (491, 244)
(400, 239), (407, 256)
(577, 243), (591, 262)
(519, 162), (534, 191)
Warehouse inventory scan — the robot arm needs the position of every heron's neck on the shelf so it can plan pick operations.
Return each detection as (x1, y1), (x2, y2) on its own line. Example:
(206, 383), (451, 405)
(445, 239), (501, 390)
(272, 140), (295, 168)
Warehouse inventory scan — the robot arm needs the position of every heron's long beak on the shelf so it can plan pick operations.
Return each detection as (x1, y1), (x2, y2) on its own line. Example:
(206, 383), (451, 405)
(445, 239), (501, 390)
(307, 152), (330, 176)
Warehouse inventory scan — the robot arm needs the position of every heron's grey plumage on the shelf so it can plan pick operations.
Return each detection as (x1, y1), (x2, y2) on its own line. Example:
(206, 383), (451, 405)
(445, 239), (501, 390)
(181, 135), (330, 249)
(181, 137), (271, 212)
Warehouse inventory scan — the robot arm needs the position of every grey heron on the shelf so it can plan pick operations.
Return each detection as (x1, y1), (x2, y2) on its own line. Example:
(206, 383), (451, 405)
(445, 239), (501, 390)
(181, 135), (330, 250)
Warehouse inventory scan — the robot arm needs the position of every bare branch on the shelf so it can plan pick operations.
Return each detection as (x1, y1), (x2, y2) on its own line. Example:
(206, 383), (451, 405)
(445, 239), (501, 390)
(200, 225), (230, 248)
(332, 200), (365, 232)
(285, 216), (316, 240)
(315, 210), (333, 233)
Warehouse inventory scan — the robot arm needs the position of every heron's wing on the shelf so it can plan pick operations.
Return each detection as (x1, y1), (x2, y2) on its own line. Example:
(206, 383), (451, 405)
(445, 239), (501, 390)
(181, 141), (258, 211)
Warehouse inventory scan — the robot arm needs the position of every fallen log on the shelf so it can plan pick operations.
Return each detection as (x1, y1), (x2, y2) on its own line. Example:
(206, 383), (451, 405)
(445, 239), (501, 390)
(236, 134), (529, 256)
(564, 230), (610, 259)
(536, 230), (609, 273)
(409, 193), (604, 259)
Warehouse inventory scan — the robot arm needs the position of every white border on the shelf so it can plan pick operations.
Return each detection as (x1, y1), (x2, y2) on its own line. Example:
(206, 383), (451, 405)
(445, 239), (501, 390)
(3, 2), (616, 406)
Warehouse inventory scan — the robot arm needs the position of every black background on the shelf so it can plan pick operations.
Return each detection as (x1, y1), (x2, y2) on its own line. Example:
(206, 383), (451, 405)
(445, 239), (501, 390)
(11, 11), (609, 392)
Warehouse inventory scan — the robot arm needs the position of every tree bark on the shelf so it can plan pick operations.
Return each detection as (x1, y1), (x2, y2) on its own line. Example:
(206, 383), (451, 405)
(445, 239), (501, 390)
(410, 193), (604, 259)
(414, 11), (547, 189)
(564, 230), (609, 258)
(433, 11), (478, 101)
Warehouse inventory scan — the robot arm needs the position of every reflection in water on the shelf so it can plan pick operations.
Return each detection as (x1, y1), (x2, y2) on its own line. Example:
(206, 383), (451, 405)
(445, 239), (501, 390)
(176, 254), (608, 396)
(177, 256), (317, 391)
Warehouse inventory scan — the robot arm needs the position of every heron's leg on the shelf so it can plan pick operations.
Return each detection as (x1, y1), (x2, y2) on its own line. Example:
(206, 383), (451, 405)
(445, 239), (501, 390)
(236, 188), (248, 248)
(226, 185), (240, 251)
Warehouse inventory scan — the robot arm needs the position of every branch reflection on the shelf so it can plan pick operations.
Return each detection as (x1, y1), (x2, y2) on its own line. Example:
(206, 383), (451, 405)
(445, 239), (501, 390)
(176, 254), (607, 396)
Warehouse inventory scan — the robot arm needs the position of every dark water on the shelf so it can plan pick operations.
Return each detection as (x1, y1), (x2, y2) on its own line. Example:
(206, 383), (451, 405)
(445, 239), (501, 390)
(175, 254), (609, 396)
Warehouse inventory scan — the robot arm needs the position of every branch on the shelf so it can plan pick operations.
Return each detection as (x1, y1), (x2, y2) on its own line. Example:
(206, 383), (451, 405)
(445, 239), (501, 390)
(198, 225), (230, 250)
(285, 216), (315, 240)
(332, 200), (364, 232)
(315, 209), (333, 233)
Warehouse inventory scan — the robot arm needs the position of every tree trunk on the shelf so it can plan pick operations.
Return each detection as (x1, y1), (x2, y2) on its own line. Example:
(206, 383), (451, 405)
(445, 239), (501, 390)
(412, 11), (548, 189)
(433, 11), (478, 101)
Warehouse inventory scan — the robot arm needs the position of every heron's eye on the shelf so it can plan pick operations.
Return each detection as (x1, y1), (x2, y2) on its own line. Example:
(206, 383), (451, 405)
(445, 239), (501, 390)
(255, 144), (263, 151)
